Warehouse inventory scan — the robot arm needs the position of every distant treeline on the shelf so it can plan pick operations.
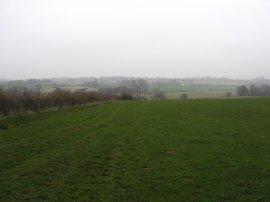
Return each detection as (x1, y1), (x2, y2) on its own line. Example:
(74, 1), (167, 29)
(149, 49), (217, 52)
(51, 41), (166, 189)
(0, 88), (117, 115)
(0, 79), (54, 88)
(99, 79), (149, 97)
(237, 85), (270, 96)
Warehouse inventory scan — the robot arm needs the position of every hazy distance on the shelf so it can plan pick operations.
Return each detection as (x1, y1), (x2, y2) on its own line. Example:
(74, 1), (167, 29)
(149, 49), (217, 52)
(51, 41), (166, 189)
(1, 0), (270, 80)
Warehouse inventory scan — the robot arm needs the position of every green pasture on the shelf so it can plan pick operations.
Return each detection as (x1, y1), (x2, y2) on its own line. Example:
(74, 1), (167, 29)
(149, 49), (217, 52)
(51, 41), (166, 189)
(1, 98), (270, 201)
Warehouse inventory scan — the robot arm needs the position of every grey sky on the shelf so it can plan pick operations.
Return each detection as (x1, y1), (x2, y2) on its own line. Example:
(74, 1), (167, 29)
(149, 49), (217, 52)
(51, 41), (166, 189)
(1, 0), (270, 79)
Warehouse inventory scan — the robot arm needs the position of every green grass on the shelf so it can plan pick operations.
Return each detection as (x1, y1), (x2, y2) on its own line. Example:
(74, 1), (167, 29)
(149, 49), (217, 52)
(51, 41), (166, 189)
(1, 98), (270, 201)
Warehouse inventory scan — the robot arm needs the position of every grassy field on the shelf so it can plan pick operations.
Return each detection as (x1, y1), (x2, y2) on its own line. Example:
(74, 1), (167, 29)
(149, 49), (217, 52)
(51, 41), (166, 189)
(1, 98), (270, 201)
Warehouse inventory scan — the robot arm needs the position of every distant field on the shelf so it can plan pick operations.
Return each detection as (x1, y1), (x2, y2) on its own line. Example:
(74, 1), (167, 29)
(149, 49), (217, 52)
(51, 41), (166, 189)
(39, 83), (238, 99)
(1, 98), (270, 201)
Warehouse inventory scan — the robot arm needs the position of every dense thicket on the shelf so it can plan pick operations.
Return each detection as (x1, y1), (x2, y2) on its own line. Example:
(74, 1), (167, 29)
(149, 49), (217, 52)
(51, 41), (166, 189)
(237, 85), (270, 96)
(0, 88), (116, 115)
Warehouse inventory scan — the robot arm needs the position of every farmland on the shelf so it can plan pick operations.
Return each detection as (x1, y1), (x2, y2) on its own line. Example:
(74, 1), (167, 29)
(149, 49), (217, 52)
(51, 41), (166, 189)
(0, 77), (243, 99)
(1, 98), (270, 201)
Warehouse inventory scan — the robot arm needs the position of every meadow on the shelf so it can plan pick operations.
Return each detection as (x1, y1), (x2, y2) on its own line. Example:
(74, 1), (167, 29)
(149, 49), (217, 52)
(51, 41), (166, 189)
(1, 98), (270, 201)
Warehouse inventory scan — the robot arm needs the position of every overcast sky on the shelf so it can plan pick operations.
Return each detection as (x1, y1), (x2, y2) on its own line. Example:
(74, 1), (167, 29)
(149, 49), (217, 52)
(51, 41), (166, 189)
(1, 0), (270, 79)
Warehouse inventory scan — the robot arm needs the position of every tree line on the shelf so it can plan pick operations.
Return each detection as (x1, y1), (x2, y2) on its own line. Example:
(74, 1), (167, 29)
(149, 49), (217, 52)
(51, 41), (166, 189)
(237, 84), (270, 96)
(0, 87), (117, 116)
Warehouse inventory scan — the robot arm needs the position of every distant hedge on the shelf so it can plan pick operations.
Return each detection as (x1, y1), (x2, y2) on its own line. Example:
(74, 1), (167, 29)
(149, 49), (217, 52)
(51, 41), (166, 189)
(0, 87), (117, 115)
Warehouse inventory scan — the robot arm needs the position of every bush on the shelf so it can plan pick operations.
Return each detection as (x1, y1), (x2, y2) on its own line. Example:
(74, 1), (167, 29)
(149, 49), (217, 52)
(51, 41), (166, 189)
(119, 93), (133, 100)
(153, 91), (166, 100)
(180, 94), (188, 99)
